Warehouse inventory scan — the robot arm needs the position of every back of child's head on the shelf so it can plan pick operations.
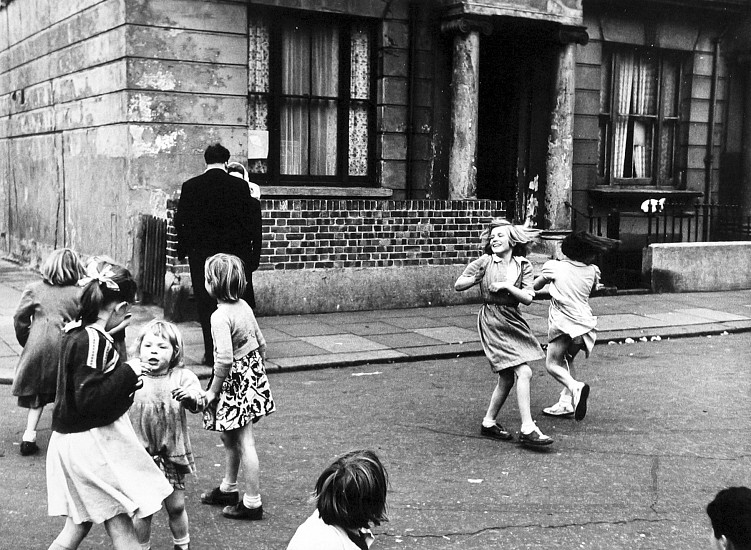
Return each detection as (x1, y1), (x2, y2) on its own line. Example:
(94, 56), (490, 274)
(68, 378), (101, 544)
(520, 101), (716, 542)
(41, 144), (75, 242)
(481, 218), (540, 257)
(204, 253), (246, 302)
(707, 486), (751, 550)
(41, 248), (86, 286)
(134, 319), (184, 370)
(79, 261), (137, 324)
(315, 449), (388, 530)
(561, 231), (619, 264)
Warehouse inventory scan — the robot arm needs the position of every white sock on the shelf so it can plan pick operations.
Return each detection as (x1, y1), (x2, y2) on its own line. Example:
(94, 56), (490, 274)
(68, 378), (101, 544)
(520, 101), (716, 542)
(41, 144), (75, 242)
(173, 535), (190, 549)
(521, 422), (537, 434)
(22, 430), (37, 442)
(220, 480), (238, 493)
(559, 390), (572, 404)
(481, 417), (497, 428)
(243, 493), (262, 509)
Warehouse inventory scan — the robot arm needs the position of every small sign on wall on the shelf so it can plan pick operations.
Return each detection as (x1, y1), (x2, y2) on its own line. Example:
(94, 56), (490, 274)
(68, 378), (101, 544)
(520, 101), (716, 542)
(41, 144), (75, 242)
(248, 130), (269, 159)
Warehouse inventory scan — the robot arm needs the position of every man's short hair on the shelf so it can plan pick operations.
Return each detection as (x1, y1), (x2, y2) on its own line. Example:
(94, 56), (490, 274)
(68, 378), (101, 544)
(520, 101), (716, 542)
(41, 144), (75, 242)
(204, 143), (230, 165)
(707, 486), (751, 549)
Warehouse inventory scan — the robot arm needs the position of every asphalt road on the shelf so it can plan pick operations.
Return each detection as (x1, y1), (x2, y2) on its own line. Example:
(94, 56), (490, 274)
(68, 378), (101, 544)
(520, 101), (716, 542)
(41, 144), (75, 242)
(1, 333), (749, 549)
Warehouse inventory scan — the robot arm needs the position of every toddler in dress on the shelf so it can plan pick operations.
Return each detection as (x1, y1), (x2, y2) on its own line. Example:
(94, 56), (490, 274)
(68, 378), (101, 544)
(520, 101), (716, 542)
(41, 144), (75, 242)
(129, 320), (204, 550)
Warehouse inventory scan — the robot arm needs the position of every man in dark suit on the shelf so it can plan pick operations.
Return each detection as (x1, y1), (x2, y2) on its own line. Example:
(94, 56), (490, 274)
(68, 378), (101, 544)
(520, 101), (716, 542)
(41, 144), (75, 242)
(174, 143), (262, 365)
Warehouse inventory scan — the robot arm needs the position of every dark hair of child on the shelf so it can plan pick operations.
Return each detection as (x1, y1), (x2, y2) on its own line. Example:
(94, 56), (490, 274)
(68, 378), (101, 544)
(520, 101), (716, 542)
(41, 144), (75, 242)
(79, 263), (137, 325)
(315, 449), (388, 531)
(707, 486), (751, 550)
(560, 231), (620, 264)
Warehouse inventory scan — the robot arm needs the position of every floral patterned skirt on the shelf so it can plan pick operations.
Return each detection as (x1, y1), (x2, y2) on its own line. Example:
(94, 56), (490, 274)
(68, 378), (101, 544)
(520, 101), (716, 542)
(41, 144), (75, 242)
(203, 348), (275, 432)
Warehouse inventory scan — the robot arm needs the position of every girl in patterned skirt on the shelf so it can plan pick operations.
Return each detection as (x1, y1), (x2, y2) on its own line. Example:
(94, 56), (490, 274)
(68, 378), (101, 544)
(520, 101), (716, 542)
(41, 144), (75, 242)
(455, 218), (552, 447)
(199, 253), (275, 520)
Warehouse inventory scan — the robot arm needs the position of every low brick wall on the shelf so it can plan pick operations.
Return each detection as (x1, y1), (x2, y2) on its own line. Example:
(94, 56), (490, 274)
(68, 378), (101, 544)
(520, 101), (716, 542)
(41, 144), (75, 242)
(165, 199), (507, 316)
(643, 241), (751, 293)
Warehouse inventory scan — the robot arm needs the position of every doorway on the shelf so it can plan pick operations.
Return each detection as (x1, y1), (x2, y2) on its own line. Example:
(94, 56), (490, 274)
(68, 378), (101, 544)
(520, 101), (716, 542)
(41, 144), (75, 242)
(476, 19), (557, 223)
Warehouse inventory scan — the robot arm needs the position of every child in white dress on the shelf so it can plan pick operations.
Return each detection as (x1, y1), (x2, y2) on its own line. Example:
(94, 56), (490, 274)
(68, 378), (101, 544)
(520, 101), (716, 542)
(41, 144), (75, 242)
(533, 231), (619, 421)
(287, 450), (388, 550)
(129, 320), (204, 550)
(46, 262), (172, 550)
(199, 253), (275, 520)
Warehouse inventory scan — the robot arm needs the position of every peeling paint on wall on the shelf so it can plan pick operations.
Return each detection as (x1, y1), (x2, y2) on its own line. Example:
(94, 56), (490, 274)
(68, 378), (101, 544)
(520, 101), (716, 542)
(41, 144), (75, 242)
(149, 189), (169, 217)
(130, 126), (185, 157)
(136, 69), (177, 90)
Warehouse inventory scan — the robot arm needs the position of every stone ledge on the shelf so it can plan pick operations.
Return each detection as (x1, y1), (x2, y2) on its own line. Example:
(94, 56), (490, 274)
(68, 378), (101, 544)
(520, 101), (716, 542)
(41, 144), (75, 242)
(260, 186), (393, 198)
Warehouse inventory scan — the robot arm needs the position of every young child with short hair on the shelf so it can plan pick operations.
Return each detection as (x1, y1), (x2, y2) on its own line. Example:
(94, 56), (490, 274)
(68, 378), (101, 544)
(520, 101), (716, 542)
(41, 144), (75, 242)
(129, 320), (204, 550)
(46, 261), (173, 550)
(287, 449), (389, 550)
(706, 486), (751, 550)
(533, 231), (619, 421)
(199, 253), (275, 520)
(12, 248), (85, 456)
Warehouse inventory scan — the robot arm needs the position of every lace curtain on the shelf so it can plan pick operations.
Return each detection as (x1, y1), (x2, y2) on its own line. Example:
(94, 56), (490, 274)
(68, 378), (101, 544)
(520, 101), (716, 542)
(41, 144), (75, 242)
(612, 52), (656, 179)
(281, 24), (339, 176)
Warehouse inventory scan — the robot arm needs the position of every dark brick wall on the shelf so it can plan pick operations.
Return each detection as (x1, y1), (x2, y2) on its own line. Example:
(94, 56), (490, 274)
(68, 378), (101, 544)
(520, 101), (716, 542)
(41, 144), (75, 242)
(166, 199), (507, 272)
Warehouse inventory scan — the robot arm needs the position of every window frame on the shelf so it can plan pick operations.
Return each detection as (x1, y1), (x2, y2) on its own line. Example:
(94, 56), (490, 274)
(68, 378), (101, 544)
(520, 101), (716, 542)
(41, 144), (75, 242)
(249, 9), (378, 188)
(598, 44), (687, 188)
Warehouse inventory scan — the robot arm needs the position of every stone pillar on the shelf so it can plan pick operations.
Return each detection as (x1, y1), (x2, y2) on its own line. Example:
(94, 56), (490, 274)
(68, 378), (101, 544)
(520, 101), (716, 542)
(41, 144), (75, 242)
(544, 41), (577, 231)
(441, 18), (491, 200)
(742, 61), (751, 214)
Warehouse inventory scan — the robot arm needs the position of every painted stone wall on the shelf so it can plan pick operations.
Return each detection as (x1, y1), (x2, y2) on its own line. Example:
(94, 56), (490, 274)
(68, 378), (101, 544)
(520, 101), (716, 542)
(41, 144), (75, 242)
(0, 0), (425, 273)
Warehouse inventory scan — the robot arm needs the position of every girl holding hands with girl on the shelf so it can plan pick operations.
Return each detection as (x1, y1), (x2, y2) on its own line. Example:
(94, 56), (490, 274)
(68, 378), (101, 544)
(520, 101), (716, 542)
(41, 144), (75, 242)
(455, 218), (552, 447)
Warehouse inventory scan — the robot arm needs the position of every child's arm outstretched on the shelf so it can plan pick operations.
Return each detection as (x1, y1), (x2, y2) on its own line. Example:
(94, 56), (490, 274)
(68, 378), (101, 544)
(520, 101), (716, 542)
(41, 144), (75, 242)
(455, 256), (488, 292)
(172, 369), (205, 413)
(533, 274), (550, 291)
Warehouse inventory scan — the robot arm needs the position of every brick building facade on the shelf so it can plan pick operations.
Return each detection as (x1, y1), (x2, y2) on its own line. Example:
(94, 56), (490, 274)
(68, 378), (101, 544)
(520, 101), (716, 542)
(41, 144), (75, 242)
(2, 0), (751, 314)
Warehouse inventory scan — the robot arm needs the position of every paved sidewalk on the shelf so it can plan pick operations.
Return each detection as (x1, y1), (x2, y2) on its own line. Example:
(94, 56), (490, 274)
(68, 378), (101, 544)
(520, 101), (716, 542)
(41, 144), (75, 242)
(1, 258), (750, 383)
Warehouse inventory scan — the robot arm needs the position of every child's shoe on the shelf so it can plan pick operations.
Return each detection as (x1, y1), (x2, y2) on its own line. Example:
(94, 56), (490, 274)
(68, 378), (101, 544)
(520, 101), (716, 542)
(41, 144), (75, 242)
(222, 502), (263, 521)
(20, 441), (39, 456)
(519, 426), (554, 447)
(480, 423), (513, 441)
(572, 383), (590, 421)
(200, 486), (239, 506)
(542, 401), (574, 417)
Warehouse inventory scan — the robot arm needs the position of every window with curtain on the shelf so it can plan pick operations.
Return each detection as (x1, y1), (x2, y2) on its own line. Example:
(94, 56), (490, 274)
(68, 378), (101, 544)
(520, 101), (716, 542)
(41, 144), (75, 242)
(598, 46), (687, 186)
(248, 12), (374, 186)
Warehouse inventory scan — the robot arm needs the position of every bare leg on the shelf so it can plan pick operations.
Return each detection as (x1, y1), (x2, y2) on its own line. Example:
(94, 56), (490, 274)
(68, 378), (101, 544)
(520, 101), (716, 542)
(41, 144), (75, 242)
(48, 518), (92, 550)
(165, 489), (189, 541)
(104, 513), (141, 550)
(545, 336), (580, 391)
(514, 364), (534, 427)
(133, 513), (153, 547)
(221, 431), (241, 485)
(25, 406), (44, 434)
(484, 370), (515, 422)
(236, 423), (260, 497)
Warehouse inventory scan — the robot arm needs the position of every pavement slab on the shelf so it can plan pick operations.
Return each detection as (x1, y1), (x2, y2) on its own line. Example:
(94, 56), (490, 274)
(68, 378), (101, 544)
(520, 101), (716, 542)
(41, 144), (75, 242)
(0, 258), (750, 383)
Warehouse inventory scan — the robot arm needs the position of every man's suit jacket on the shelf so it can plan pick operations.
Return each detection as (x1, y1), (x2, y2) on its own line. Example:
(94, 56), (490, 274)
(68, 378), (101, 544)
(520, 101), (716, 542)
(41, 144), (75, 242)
(174, 168), (262, 273)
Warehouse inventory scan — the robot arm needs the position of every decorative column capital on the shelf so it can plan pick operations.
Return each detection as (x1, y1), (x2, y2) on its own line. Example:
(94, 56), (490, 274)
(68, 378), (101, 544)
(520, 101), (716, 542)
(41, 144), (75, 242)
(440, 17), (493, 37)
(555, 25), (589, 46)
